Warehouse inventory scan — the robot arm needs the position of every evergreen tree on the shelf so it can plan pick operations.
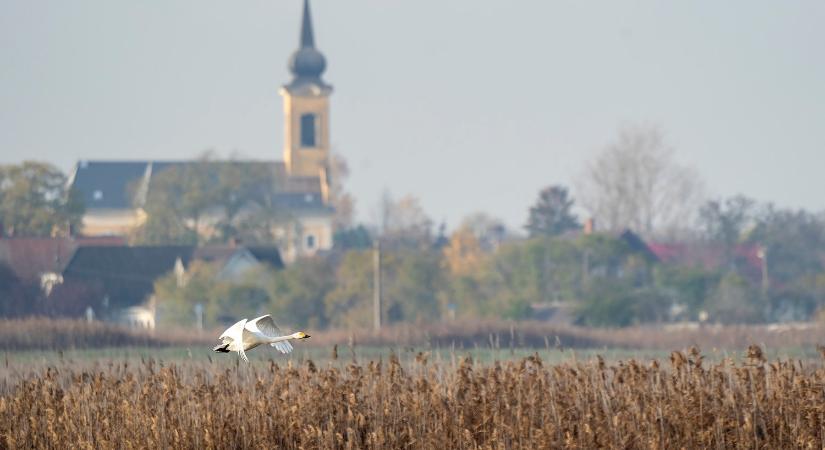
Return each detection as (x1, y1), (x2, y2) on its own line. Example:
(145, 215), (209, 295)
(525, 185), (580, 237)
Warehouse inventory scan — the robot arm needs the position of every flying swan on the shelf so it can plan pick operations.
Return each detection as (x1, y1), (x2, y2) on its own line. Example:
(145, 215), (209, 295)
(213, 314), (310, 362)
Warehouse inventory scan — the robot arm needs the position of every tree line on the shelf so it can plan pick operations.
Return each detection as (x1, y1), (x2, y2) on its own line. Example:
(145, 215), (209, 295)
(153, 125), (825, 328)
(2, 125), (825, 327)
(154, 189), (825, 328)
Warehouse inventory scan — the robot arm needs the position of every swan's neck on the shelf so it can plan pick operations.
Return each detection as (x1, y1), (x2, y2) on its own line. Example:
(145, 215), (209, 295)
(267, 333), (300, 343)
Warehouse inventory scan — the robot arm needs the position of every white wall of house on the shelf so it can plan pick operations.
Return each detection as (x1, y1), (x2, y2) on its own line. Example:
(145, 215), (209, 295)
(278, 212), (333, 263)
(82, 208), (146, 236)
(117, 306), (155, 329)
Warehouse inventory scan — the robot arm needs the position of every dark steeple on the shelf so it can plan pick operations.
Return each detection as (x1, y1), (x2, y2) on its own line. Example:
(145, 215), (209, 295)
(300, 0), (315, 48)
(285, 0), (331, 95)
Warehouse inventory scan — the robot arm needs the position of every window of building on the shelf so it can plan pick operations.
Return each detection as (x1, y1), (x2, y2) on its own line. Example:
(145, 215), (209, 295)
(306, 234), (316, 250)
(300, 113), (317, 148)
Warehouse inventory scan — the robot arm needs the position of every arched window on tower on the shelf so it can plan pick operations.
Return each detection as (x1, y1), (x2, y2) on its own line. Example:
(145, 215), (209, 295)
(300, 113), (317, 148)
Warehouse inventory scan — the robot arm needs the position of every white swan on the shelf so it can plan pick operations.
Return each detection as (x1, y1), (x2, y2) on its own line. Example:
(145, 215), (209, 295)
(212, 314), (310, 362)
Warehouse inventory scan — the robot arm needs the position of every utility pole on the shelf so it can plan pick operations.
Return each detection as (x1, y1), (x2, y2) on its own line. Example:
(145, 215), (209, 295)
(757, 245), (769, 297)
(194, 303), (204, 332)
(373, 240), (382, 333)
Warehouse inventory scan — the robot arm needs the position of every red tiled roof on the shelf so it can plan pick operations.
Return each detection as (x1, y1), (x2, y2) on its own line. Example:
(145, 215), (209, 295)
(0, 238), (77, 281)
(0, 237), (126, 281)
(647, 243), (688, 264)
(647, 242), (763, 272)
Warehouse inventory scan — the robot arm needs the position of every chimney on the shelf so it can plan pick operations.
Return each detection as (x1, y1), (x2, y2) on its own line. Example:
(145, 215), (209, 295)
(584, 218), (595, 235)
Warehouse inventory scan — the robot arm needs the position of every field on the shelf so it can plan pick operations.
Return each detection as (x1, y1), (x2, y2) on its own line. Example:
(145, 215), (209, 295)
(3, 320), (825, 448)
(2, 345), (825, 448)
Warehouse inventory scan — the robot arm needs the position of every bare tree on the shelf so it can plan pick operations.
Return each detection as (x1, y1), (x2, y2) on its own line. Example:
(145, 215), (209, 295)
(575, 125), (703, 237)
(698, 195), (755, 246)
(374, 190), (433, 248)
(328, 153), (355, 229)
(459, 212), (508, 251)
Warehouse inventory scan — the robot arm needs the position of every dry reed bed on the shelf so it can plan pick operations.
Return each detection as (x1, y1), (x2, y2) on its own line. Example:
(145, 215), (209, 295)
(2, 347), (825, 449)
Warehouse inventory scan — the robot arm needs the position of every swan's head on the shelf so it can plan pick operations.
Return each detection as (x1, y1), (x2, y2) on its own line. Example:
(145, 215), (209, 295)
(294, 331), (311, 340)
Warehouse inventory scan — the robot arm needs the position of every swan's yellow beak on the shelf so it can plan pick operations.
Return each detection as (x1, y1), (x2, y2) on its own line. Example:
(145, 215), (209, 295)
(296, 332), (311, 339)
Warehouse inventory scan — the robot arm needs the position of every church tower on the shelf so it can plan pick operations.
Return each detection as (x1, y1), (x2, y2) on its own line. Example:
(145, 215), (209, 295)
(281, 0), (332, 178)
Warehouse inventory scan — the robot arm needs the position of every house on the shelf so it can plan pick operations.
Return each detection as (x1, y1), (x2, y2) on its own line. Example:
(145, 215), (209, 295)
(58, 244), (284, 328)
(560, 219), (660, 263)
(68, 0), (336, 262)
(559, 222), (660, 284)
(0, 236), (125, 295)
(193, 244), (284, 281)
(61, 245), (196, 328)
(646, 242), (764, 280)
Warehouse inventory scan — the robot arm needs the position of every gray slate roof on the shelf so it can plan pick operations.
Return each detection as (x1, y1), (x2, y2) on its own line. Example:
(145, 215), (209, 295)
(71, 161), (151, 209)
(70, 160), (331, 212)
(63, 245), (195, 308)
(62, 244), (284, 308)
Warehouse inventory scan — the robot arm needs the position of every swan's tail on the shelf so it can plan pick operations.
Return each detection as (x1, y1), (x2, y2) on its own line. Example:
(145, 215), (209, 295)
(213, 343), (230, 353)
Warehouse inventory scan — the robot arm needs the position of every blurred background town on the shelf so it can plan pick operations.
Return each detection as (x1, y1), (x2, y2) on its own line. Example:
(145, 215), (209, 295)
(1, 1), (824, 338)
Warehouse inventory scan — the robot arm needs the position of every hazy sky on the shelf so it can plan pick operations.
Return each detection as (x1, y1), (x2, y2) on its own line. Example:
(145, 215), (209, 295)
(1, 1), (823, 230)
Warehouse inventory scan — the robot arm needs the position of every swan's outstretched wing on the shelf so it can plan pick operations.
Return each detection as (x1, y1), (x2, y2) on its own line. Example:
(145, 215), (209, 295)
(219, 318), (247, 344)
(247, 314), (293, 354)
(272, 341), (293, 354)
(246, 315), (284, 337)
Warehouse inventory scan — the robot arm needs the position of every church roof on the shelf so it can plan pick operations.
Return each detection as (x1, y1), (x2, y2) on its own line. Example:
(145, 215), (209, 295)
(71, 161), (150, 209)
(70, 160), (329, 212)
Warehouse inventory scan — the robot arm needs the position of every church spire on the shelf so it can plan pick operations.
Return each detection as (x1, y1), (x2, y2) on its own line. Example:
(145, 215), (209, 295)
(285, 0), (330, 94)
(280, 0), (332, 178)
(300, 0), (315, 49)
